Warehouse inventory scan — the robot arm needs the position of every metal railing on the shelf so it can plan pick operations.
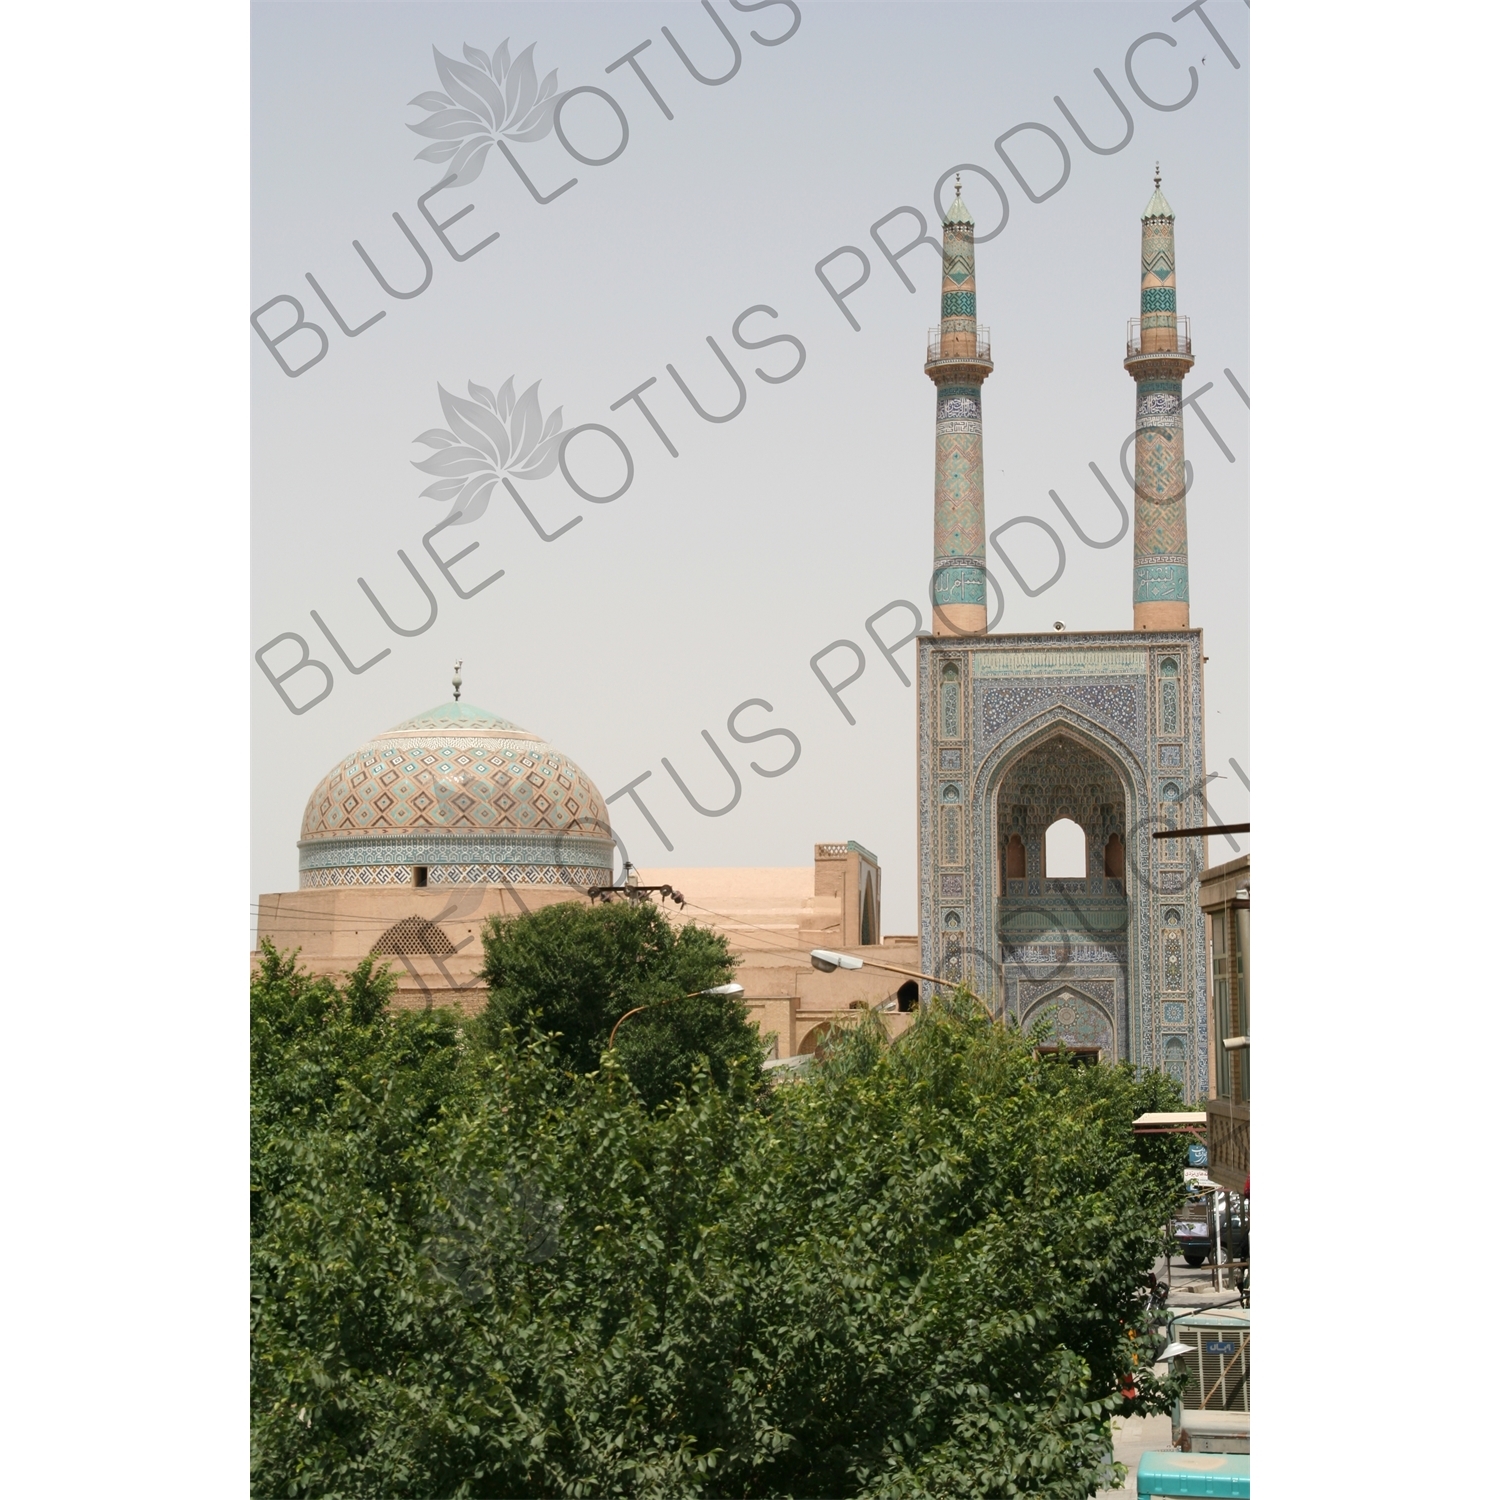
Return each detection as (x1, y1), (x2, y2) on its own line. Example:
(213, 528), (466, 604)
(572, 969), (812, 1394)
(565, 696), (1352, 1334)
(1126, 315), (1191, 357)
(927, 326), (991, 362)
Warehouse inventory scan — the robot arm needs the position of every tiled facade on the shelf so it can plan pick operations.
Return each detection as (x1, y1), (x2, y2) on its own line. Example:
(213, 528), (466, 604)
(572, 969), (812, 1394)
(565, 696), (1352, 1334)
(916, 635), (1210, 1094)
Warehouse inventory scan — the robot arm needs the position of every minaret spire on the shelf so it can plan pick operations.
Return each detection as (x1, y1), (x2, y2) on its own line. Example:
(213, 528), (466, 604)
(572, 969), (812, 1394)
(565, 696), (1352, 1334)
(925, 175), (993, 636)
(1125, 171), (1194, 630)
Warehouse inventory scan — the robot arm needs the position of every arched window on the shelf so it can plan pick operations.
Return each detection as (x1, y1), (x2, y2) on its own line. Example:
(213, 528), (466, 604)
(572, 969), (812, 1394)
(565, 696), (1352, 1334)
(1006, 833), (1027, 879)
(896, 980), (919, 1013)
(1104, 832), (1125, 879)
(1044, 817), (1086, 879)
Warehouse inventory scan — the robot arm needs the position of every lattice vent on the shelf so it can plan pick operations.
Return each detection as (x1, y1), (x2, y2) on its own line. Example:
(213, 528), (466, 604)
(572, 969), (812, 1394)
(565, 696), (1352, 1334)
(371, 917), (457, 956)
(1177, 1326), (1250, 1412)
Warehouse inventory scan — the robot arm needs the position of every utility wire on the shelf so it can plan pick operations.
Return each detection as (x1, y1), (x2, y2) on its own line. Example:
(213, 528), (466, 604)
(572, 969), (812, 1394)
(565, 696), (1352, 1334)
(252, 889), (897, 982)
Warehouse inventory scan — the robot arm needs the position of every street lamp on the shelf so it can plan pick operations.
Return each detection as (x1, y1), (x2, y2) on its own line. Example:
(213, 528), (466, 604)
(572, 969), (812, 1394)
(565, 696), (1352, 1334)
(808, 949), (959, 988)
(607, 983), (745, 1048)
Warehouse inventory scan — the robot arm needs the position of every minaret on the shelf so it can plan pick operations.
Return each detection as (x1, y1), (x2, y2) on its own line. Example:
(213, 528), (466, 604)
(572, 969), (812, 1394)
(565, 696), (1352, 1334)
(1125, 168), (1195, 631)
(926, 177), (994, 636)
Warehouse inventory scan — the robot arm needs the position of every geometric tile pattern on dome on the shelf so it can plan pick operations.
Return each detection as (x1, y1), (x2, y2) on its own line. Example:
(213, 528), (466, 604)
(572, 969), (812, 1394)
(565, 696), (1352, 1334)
(298, 835), (610, 871)
(299, 701), (610, 854)
(302, 865), (417, 887)
(301, 862), (608, 889)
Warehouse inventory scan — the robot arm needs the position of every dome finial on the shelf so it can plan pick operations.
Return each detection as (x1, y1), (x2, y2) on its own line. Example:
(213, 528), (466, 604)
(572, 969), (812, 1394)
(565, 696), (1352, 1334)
(452, 660), (463, 702)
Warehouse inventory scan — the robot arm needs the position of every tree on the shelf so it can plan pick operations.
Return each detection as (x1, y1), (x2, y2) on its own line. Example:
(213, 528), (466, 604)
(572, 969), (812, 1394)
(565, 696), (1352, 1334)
(252, 956), (1186, 1500)
(475, 899), (765, 1107)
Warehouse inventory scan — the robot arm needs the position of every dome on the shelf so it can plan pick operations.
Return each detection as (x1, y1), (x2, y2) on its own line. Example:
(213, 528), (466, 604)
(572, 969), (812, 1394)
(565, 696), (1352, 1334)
(298, 702), (614, 890)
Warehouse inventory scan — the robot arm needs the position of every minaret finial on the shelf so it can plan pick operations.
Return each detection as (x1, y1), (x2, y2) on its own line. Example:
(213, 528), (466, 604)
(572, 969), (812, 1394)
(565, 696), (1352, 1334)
(1154, 162), (1161, 190)
(954, 171), (962, 199)
(452, 660), (463, 701)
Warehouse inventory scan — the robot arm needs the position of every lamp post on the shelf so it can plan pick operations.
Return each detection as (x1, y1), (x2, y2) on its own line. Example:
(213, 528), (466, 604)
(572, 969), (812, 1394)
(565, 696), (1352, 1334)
(607, 983), (745, 1049)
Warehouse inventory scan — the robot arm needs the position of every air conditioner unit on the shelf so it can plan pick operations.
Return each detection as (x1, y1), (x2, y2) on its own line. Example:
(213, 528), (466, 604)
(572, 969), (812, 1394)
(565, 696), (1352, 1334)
(1168, 1310), (1249, 1445)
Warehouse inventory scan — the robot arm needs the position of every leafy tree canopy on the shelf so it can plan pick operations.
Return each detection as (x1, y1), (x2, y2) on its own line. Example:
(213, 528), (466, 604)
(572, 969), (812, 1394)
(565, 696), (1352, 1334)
(474, 899), (764, 1107)
(250, 940), (472, 1241)
(252, 941), (1186, 1499)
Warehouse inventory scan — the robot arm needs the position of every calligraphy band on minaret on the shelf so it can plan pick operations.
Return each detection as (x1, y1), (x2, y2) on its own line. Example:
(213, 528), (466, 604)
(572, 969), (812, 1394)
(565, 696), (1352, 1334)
(1125, 166), (1194, 631)
(926, 176), (993, 637)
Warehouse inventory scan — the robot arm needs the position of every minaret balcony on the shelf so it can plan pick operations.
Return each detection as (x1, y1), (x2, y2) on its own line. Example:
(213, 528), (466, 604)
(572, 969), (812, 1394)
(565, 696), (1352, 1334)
(925, 326), (993, 382)
(927, 326), (991, 363)
(1126, 315), (1190, 357)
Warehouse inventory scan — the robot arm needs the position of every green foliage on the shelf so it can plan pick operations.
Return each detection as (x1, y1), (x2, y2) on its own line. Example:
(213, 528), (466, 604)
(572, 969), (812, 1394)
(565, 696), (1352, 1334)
(474, 900), (764, 1108)
(253, 956), (1185, 1499)
(250, 939), (475, 1288)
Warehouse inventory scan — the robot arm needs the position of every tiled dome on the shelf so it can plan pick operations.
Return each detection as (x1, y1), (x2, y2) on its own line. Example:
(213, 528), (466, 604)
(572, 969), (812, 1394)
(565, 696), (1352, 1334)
(297, 702), (614, 889)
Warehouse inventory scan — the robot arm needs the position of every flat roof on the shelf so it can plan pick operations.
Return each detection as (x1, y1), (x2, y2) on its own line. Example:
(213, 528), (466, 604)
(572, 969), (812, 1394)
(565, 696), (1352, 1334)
(1133, 1111), (1208, 1127)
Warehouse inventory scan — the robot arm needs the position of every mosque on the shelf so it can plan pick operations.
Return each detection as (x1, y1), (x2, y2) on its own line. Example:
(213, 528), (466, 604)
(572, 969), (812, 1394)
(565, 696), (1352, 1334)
(253, 683), (919, 1057)
(257, 173), (1211, 1094)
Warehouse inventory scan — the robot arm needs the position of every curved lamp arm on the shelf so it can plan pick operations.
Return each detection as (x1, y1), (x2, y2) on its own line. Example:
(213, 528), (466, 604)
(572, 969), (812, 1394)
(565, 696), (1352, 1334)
(607, 982), (745, 1049)
(808, 949), (959, 988)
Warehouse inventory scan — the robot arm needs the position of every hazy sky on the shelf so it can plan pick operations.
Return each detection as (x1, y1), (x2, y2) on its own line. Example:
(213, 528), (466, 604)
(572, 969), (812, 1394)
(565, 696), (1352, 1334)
(252, 0), (1249, 930)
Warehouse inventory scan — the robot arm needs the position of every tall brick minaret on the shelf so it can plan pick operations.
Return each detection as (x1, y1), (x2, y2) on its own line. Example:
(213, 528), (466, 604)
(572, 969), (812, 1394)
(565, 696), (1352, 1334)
(925, 177), (994, 636)
(1125, 168), (1195, 631)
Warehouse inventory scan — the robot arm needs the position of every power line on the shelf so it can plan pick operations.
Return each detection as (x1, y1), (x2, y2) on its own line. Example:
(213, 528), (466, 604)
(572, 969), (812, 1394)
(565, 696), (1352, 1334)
(252, 888), (868, 973)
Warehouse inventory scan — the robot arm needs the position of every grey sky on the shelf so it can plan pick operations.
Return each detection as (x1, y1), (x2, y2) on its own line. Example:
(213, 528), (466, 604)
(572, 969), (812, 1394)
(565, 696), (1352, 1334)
(252, 0), (1249, 928)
